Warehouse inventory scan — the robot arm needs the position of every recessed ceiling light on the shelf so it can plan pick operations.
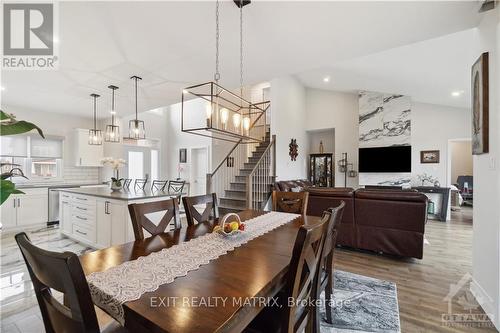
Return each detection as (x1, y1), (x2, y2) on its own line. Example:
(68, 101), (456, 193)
(451, 90), (464, 97)
(323, 76), (330, 83)
(53, 37), (59, 44)
(0, 86), (5, 91)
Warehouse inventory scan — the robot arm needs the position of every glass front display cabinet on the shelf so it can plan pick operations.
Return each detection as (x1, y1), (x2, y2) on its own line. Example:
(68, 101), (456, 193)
(309, 153), (334, 187)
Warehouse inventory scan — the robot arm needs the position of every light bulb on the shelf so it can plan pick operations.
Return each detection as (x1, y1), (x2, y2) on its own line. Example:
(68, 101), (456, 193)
(243, 117), (251, 131)
(233, 113), (241, 128)
(110, 132), (115, 138)
(206, 104), (212, 119)
(134, 128), (139, 134)
(220, 108), (229, 124)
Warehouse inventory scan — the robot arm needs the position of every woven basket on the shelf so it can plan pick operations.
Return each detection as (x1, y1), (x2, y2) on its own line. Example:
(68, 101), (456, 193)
(216, 213), (243, 237)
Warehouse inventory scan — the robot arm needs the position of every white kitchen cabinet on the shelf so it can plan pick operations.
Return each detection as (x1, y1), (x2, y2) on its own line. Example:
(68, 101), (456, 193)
(59, 190), (171, 248)
(60, 196), (73, 234)
(73, 129), (103, 167)
(1, 188), (48, 230)
(1, 195), (19, 229)
(17, 192), (49, 226)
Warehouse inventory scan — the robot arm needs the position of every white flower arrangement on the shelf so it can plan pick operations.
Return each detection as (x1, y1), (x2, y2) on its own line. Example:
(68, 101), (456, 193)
(101, 157), (127, 186)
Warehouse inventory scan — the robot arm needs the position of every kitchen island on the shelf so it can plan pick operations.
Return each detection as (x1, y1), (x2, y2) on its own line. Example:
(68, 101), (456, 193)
(59, 187), (175, 248)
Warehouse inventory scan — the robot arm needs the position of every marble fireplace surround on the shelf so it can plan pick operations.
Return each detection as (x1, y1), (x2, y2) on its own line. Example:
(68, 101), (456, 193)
(358, 91), (411, 186)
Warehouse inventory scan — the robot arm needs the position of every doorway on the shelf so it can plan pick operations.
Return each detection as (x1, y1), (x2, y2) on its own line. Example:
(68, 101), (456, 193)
(125, 146), (159, 182)
(448, 139), (473, 211)
(190, 147), (209, 196)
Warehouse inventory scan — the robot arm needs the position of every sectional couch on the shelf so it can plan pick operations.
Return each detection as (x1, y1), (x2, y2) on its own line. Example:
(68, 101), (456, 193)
(274, 180), (428, 259)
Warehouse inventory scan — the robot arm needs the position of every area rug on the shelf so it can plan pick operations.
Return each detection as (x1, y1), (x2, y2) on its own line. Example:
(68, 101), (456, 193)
(320, 270), (401, 333)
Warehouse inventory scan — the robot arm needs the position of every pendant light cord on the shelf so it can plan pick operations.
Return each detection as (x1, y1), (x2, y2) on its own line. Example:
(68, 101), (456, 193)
(239, 0), (244, 99)
(111, 88), (115, 125)
(214, 0), (220, 83)
(93, 95), (97, 130)
(134, 78), (138, 120)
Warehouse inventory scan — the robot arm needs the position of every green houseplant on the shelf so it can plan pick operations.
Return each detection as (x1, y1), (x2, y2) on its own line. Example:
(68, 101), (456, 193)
(0, 110), (44, 205)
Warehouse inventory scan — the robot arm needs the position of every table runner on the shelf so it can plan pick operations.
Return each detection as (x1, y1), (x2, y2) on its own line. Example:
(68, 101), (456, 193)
(86, 211), (300, 324)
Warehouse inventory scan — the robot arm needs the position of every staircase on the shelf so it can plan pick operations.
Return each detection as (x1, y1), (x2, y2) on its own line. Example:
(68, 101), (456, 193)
(207, 129), (276, 215)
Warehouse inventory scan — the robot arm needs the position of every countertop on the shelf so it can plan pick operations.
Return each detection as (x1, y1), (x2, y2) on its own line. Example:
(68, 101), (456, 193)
(58, 187), (176, 201)
(15, 183), (106, 189)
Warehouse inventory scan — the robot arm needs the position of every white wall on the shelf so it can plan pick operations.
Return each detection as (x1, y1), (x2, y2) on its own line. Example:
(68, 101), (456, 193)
(449, 140), (473, 183)
(305, 89), (359, 187)
(303, 89), (471, 190)
(165, 99), (212, 182)
(270, 76), (308, 180)
(411, 102), (471, 187)
(471, 7), (500, 330)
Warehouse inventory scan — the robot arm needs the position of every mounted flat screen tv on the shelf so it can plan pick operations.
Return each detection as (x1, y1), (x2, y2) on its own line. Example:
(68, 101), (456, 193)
(359, 146), (411, 173)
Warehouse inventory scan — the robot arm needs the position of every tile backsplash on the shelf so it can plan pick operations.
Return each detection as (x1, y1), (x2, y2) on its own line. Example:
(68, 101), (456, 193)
(63, 166), (100, 184)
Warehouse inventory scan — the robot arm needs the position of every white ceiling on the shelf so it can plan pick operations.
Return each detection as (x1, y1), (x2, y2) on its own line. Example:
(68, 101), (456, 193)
(297, 28), (478, 108)
(1, 1), (481, 118)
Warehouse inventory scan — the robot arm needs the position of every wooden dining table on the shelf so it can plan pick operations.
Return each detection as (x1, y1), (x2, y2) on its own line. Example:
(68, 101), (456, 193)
(79, 210), (322, 333)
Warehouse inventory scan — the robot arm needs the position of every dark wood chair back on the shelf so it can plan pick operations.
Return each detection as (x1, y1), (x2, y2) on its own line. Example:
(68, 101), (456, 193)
(168, 180), (185, 197)
(272, 191), (309, 215)
(283, 213), (330, 333)
(134, 178), (147, 191)
(322, 201), (345, 259)
(311, 201), (346, 331)
(15, 232), (100, 333)
(151, 180), (168, 192)
(128, 198), (181, 240)
(182, 193), (219, 226)
(123, 178), (132, 189)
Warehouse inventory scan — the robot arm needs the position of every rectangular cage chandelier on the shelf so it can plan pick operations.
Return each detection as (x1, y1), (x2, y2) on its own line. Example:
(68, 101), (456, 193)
(181, 81), (270, 144)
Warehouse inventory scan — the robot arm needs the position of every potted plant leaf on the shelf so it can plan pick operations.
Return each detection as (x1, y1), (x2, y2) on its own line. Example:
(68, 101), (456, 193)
(0, 110), (44, 205)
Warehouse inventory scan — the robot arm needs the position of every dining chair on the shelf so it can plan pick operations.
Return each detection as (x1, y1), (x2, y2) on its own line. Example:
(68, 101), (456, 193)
(182, 193), (219, 226)
(134, 178), (148, 191)
(123, 179), (132, 189)
(151, 180), (168, 192)
(313, 201), (346, 331)
(128, 198), (182, 240)
(272, 191), (309, 215)
(168, 180), (185, 198)
(15, 232), (126, 333)
(245, 212), (331, 333)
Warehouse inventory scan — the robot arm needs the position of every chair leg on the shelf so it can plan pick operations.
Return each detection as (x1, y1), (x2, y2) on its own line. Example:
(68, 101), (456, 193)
(325, 253), (334, 324)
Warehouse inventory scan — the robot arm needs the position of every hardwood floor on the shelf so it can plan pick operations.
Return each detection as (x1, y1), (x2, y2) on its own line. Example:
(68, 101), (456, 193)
(334, 207), (498, 333)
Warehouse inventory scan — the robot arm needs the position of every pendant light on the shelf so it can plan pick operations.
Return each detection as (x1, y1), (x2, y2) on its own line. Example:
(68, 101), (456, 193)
(180, 0), (270, 144)
(88, 93), (103, 145)
(105, 85), (120, 142)
(128, 75), (146, 140)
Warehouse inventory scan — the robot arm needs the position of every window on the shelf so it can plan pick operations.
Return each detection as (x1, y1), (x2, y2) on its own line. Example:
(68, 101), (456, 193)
(151, 150), (158, 180)
(0, 135), (63, 181)
(128, 151), (144, 179)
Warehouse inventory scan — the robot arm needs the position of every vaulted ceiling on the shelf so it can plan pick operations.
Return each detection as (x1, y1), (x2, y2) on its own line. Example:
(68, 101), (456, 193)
(1, 1), (481, 118)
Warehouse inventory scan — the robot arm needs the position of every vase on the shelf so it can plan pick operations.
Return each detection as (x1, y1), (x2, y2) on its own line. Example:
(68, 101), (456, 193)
(319, 141), (324, 153)
(111, 181), (122, 191)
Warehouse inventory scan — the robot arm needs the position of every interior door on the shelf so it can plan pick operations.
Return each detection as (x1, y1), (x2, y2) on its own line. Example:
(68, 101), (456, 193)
(191, 148), (208, 196)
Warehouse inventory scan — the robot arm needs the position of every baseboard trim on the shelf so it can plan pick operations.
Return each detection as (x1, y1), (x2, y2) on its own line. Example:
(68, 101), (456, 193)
(470, 279), (499, 330)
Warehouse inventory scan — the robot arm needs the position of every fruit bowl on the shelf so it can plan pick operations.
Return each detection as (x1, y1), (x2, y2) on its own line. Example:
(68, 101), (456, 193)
(213, 213), (246, 237)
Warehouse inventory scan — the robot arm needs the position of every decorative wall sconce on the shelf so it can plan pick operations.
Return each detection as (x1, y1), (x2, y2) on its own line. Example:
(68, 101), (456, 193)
(289, 139), (298, 161)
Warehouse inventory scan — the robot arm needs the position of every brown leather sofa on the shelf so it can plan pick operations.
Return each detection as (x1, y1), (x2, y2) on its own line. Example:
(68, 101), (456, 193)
(274, 179), (312, 192)
(306, 187), (356, 248)
(306, 187), (428, 259)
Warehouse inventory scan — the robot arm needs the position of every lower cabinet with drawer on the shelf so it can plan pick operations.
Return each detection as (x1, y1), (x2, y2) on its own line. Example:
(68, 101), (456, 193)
(60, 193), (135, 249)
(59, 191), (167, 249)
